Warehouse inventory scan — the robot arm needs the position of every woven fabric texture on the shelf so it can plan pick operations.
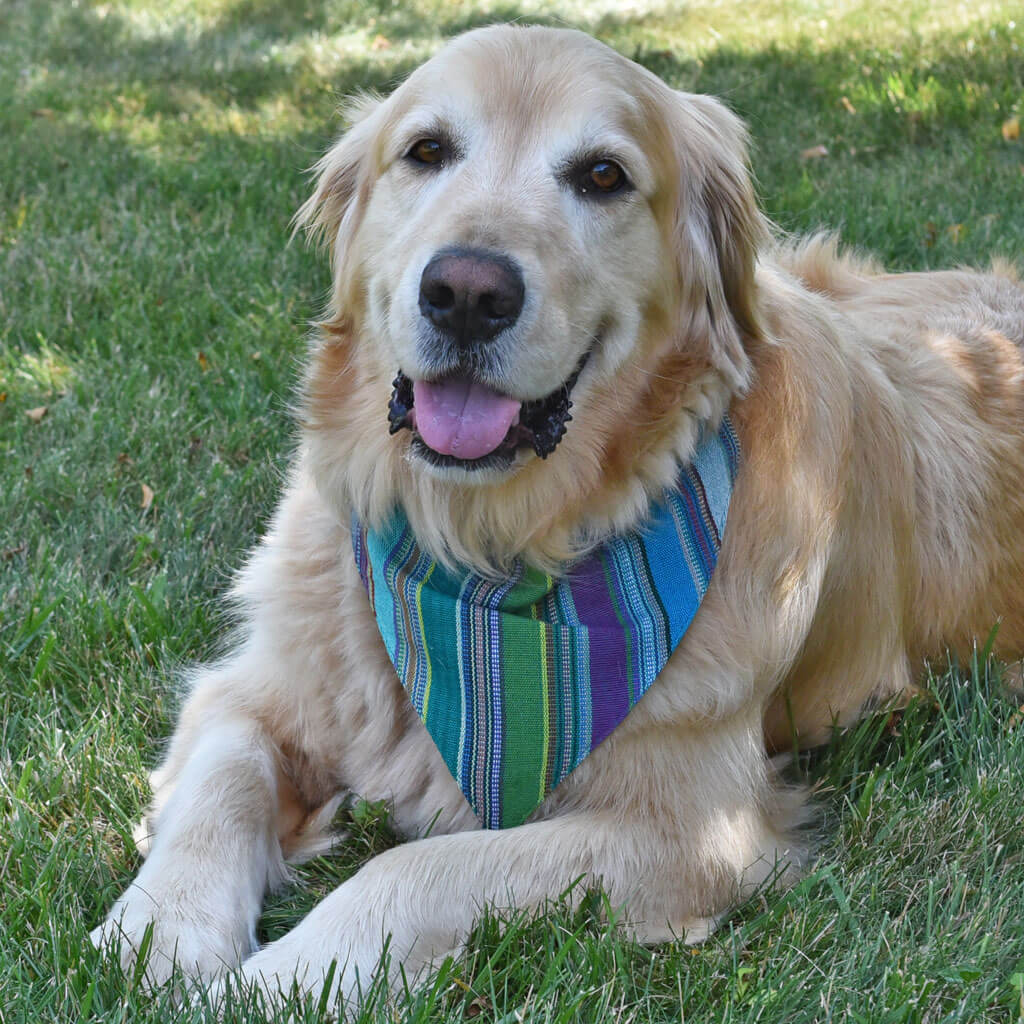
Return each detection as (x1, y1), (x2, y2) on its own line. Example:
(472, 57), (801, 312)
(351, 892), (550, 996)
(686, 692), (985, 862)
(352, 417), (740, 829)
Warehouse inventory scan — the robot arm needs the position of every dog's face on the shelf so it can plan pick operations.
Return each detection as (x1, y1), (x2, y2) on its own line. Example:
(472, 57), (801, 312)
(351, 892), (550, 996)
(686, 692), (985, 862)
(301, 26), (765, 563)
(355, 33), (670, 478)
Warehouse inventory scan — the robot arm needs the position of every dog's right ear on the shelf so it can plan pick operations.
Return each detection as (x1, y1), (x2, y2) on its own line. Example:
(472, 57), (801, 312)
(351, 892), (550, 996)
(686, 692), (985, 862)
(667, 91), (768, 393)
(293, 93), (385, 267)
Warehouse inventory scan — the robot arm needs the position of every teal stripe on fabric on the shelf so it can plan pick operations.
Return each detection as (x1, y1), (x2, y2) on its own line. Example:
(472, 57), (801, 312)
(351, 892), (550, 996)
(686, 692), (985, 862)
(353, 416), (740, 829)
(552, 586), (593, 768)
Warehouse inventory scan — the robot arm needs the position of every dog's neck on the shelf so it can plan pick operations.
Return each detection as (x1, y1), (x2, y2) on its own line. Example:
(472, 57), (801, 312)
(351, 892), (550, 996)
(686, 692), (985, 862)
(303, 321), (740, 576)
(398, 384), (732, 576)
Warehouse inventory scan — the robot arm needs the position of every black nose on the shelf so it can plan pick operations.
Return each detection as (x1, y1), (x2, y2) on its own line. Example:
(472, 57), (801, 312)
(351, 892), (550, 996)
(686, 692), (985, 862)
(418, 247), (525, 345)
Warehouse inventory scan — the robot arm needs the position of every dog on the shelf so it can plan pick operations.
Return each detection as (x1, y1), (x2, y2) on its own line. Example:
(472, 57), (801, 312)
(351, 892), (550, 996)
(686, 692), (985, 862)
(92, 23), (1024, 1009)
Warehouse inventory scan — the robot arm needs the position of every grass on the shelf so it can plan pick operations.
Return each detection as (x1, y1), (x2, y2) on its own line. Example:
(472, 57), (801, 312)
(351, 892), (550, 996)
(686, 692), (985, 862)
(1, 0), (1023, 1020)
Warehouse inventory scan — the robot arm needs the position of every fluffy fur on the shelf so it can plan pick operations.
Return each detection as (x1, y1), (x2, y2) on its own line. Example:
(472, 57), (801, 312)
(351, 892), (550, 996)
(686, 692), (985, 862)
(92, 25), (1024, 1009)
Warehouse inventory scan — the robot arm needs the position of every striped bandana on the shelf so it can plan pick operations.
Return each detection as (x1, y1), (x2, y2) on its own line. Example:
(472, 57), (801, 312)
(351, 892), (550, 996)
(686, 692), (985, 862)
(352, 417), (740, 829)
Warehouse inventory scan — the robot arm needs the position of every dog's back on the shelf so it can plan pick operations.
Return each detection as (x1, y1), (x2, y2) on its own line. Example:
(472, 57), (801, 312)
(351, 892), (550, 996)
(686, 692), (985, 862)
(763, 242), (1024, 748)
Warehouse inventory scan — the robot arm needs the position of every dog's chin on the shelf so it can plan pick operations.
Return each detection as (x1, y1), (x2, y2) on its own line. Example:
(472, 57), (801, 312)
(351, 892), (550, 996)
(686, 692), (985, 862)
(409, 436), (525, 482)
(387, 352), (590, 482)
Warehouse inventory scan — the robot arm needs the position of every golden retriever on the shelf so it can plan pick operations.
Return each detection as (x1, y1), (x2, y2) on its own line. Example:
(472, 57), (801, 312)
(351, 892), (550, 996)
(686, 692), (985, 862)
(92, 23), (1024, 1009)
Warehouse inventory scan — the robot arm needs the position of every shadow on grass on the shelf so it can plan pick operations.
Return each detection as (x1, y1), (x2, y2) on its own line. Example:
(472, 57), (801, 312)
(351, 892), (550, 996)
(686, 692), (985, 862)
(14, 0), (1019, 127)
(9, 0), (1017, 164)
(215, 0), (600, 43)
(22, 0), (604, 114)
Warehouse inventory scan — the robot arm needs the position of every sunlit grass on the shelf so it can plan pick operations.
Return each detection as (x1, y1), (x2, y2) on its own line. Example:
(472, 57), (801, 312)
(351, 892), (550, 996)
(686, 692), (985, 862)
(2, 0), (1023, 1021)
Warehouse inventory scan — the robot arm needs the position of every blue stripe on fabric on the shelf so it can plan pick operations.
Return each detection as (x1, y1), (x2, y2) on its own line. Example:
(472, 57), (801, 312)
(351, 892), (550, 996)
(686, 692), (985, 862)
(605, 535), (662, 703)
(637, 495), (698, 647)
(693, 426), (733, 536)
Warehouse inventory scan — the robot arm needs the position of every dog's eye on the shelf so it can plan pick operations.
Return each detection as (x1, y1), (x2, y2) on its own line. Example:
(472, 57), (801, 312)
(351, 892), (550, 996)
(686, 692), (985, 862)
(576, 159), (629, 197)
(407, 138), (446, 166)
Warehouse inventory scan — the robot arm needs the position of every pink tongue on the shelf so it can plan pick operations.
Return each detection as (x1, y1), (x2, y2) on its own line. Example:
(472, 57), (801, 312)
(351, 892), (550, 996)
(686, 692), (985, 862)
(413, 376), (521, 460)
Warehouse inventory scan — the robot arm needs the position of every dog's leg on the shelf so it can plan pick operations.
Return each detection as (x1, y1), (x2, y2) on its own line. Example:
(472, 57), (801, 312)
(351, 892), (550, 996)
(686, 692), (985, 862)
(91, 670), (290, 986)
(218, 815), (644, 1009)
(216, 707), (803, 1010)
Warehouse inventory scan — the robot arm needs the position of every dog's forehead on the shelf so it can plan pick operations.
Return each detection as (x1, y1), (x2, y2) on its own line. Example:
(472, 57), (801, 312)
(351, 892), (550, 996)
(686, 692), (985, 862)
(396, 26), (651, 137)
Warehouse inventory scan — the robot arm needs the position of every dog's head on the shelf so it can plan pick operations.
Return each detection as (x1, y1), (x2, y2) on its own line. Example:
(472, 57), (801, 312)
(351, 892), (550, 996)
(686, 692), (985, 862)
(298, 25), (766, 569)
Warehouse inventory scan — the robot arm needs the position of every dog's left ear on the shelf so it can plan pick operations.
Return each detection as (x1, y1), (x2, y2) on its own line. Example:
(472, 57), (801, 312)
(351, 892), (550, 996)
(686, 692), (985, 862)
(670, 92), (768, 391)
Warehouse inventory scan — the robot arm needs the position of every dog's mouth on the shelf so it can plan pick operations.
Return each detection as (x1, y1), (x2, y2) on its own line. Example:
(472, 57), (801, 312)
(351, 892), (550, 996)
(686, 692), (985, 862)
(387, 354), (588, 472)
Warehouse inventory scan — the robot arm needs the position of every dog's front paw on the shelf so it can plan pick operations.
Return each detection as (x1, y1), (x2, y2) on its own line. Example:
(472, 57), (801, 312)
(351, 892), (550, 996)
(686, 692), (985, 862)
(208, 934), (362, 1012)
(206, 923), (459, 1013)
(91, 878), (255, 988)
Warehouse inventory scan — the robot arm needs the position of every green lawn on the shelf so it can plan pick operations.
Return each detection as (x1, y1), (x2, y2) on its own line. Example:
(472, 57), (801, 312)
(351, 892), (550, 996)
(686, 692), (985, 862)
(2, 1), (1023, 1021)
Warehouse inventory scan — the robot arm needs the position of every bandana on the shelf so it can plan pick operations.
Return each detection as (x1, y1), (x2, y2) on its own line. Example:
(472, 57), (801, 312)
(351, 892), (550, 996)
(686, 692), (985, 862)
(352, 417), (739, 829)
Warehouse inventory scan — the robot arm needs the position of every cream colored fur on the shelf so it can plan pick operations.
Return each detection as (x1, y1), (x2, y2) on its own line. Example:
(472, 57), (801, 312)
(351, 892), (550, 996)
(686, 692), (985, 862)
(91, 25), (1024, 1011)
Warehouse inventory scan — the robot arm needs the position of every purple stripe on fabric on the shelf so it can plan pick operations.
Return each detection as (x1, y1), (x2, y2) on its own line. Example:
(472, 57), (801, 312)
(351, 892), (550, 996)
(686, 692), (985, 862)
(568, 550), (629, 747)
(603, 545), (642, 705)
